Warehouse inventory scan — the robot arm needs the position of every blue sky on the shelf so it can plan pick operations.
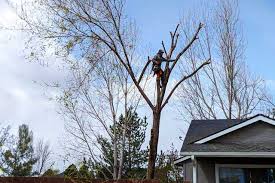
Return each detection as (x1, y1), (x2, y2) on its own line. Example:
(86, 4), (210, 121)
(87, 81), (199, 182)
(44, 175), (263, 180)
(121, 0), (275, 155)
(0, 0), (275, 169)
(127, 0), (275, 80)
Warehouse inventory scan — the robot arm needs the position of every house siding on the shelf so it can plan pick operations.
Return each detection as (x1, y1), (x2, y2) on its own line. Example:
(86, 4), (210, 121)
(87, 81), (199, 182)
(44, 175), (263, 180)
(209, 121), (275, 144)
(182, 159), (193, 182)
(197, 158), (215, 183)
(180, 116), (275, 182)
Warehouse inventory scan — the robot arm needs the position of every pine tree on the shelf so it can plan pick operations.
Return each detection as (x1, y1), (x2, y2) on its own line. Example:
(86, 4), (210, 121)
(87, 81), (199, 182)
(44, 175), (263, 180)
(2, 124), (37, 176)
(42, 168), (60, 176)
(78, 158), (92, 180)
(0, 126), (10, 173)
(64, 164), (78, 179)
(121, 108), (148, 178)
(78, 164), (91, 180)
(96, 107), (148, 178)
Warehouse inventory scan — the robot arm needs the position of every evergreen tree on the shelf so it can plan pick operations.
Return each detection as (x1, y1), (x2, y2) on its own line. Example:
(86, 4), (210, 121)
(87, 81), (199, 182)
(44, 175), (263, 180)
(42, 168), (60, 176)
(78, 164), (91, 180)
(2, 124), (37, 176)
(78, 158), (92, 180)
(0, 126), (10, 174)
(96, 136), (114, 179)
(96, 107), (148, 179)
(121, 108), (148, 178)
(155, 145), (184, 183)
(64, 164), (78, 179)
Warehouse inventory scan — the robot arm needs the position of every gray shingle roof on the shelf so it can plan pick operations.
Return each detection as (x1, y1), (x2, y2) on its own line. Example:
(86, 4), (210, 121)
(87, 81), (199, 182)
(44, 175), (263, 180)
(181, 114), (275, 153)
(183, 119), (243, 145)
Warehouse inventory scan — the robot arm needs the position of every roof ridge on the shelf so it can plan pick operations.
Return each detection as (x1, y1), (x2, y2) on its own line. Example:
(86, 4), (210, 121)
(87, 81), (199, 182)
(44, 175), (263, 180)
(190, 114), (272, 122)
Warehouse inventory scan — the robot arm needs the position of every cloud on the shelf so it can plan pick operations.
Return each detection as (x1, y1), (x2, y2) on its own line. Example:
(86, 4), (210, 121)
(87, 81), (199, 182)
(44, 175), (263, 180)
(0, 1), (67, 169)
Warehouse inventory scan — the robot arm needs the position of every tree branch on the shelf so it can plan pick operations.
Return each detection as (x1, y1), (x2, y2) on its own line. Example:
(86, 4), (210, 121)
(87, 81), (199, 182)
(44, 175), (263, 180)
(162, 41), (168, 58)
(168, 24), (180, 57)
(170, 23), (204, 72)
(161, 59), (211, 109)
(138, 56), (151, 84)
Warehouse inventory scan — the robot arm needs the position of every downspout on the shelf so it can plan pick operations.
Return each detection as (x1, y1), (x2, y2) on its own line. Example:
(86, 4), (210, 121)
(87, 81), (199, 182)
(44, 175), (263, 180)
(192, 155), (197, 183)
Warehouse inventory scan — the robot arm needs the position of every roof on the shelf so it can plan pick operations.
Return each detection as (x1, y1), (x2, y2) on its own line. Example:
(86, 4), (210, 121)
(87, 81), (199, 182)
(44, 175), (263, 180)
(183, 118), (243, 145)
(181, 114), (275, 154)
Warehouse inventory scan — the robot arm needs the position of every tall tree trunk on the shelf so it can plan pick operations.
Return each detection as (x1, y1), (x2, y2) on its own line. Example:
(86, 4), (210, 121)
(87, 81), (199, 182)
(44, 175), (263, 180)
(147, 78), (162, 179)
(113, 111), (118, 180)
(118, 82), (128, 179)
(113, 137), (118, 179)
(118, 124), (126, 179)
(147, 110), (161, 179)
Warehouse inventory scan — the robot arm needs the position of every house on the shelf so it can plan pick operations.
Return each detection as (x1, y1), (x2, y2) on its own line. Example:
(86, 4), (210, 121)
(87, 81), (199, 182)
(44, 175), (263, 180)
(175, 114), (275, 183)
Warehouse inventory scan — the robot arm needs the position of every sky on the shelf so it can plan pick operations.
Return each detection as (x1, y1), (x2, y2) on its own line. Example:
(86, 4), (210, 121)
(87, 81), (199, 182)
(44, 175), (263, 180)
(0, 0), (275, 170)
(126, 0), (275, 80)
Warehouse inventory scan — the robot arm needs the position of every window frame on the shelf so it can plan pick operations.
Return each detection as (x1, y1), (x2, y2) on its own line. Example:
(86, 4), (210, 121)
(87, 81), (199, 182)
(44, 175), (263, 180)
(215, 164), (275, 183)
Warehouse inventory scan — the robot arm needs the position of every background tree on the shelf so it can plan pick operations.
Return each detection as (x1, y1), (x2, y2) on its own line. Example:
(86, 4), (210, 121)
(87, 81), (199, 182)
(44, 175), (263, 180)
(78, 162), (92, 180)
(33, 139), (52, 175)
(2, 124), (37, 176)
(63, 162), (93, 180)
(13, 0), (210, 178)
(0, 125), (11, 172)
(96, 107), (148, 179)
(155, 145), (183, 183)
(177, 0), (274, 121)
(121, 108), (148, 178)
(64, 164), (78, 179)
(59, 53), (142, 179)
(42, 168), (60, 177)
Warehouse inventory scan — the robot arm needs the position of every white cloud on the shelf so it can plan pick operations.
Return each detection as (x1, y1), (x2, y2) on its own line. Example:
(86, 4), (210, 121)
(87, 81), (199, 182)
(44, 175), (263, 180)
(0, 1), (67, 169)
(0, 1), (17, 25)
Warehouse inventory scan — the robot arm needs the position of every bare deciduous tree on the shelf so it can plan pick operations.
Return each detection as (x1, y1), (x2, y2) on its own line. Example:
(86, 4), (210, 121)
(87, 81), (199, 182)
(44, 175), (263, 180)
(11, 0), (210, 178)
(177, 0), (273, 121)
(59, 54), (143, 179)
(34, 139), (52, 175)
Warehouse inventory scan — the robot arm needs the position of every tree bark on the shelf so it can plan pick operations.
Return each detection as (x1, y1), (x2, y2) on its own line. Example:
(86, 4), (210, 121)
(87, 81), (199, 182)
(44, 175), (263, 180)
(118, 80), (128, 179)
(113, 137), (118, 179)
(147, 77), (162, 179)
(147, 110), (161, 179)
(118, 117), (127, 179)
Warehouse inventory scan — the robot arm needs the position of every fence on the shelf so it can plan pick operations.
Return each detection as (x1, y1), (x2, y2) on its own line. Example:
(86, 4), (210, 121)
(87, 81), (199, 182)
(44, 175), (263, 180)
(0, 178), (161, 183)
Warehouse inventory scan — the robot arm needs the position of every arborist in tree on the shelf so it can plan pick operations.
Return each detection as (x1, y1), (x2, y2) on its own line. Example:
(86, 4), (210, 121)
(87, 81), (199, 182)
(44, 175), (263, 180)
(151, 49), (175, 87)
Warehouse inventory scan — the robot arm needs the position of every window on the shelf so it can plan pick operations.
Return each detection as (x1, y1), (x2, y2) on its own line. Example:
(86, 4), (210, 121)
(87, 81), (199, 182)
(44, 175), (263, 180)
(219, 168), (247, 183)
(217, 165), (275, 183)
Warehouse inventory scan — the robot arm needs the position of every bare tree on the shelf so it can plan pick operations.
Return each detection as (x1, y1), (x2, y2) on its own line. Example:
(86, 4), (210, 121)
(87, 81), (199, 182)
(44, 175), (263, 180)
(11, 0), (210, 178)
(177, 0), (273, 121)
(59, 53), (143, 179)
(34, 139), (52, 175)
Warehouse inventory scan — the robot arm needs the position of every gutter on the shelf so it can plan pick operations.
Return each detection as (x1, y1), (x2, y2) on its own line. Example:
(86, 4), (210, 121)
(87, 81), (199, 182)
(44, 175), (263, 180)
(180, 152), (275, 157)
